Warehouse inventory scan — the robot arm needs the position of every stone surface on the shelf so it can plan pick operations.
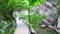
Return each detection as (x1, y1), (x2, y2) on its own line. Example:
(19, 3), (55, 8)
(33, 0), (58, 34)
(33, 1), (57, 28)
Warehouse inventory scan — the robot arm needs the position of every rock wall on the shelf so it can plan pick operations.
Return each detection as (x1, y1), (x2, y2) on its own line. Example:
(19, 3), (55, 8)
(33, 0), (59, 34)
(34, 0), (57, 28)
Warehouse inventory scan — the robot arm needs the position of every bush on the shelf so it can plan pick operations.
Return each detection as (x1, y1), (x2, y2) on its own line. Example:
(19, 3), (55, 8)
(20, 12), (47, 29)
(0, 0), (28, 21)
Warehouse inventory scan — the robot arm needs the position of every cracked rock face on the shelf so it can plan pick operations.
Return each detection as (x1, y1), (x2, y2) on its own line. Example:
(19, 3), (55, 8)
(34, 1), (57, 18)
(33, 0), (59, 33)
(56, 17), (60, 32)
(33, 1), (57, 26)
(34, 0), (60, 33)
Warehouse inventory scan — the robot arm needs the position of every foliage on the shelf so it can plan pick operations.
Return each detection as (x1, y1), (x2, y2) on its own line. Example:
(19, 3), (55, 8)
(20, 12), (47, 29)
(30, 14), (47, 29)
(57, 0), (60, 16)
(0, 0), (42, 21)
(0, 21), (16, 34)
(58, 32), (60, 34)
(0, 0), (43, 34)
(28, 0), (42, 7)
(57, 5), (60, 16)
(0, 0), (28, 21)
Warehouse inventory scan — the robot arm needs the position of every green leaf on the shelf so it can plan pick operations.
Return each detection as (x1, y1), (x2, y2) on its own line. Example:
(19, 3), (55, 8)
(28, 0), (42, 6)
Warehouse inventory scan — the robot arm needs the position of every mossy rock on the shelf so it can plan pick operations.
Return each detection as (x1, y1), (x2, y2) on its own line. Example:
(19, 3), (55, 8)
(38, 26), (58, 34)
